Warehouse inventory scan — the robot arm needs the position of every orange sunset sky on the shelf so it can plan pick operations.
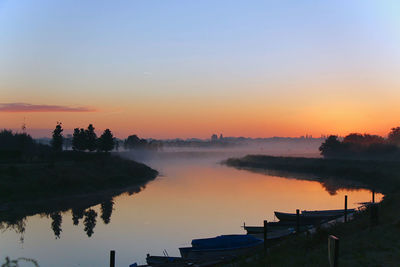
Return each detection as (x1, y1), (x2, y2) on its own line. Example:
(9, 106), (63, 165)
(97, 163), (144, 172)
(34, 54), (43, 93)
(1, 1), (400, 138)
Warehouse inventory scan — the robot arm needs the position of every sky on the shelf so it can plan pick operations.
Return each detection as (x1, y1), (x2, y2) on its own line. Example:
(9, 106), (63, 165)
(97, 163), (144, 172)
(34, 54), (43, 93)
(1, 0), (400, 138)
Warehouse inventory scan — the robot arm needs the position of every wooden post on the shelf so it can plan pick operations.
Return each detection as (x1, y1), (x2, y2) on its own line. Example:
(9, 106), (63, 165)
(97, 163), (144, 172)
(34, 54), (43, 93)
(263, 220), (268, 253)
(372, 189), (375, 204)
(328, 235), (339, 267)
(296, 209), (300, 233)
(344, 195), (348, 223)
(110, 250), (115, 267)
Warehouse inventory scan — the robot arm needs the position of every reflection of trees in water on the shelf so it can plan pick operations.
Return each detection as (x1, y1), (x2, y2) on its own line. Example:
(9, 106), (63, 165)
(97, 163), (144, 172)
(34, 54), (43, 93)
(232, 166), (369, 195)
(0, 184), (147, 239)
(83, 209), (97, 237)
(72, 207), (85, 225)
(100, 199), (114, 224)
(0, 218), (26, 244)
(50, 212), (62, 239)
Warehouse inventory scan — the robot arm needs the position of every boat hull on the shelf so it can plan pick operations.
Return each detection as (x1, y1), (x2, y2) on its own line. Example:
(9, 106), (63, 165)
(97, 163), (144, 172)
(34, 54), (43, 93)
(244, 225), (307, 235)
(179, 235), (263, 260)
(275, 209), (355, 223)
(179, 242), (263, 260)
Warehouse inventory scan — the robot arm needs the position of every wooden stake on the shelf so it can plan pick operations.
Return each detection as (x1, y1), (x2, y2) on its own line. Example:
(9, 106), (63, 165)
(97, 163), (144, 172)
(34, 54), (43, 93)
(328, 235), (339, 267)
(344, 195), (348, 223)
(263, 220), (268, 253)
(372, 189), (375, 204)
(110, 250), (115, 267)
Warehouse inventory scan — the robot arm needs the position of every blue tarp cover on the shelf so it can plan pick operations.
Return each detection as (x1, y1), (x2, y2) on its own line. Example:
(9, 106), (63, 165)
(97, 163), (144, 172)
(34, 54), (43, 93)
(191, 235), (261, 249)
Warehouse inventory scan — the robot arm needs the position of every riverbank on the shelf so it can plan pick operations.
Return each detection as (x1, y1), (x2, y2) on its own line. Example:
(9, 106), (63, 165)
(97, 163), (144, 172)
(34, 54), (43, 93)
(225, 155), (400, 266)
(224, 155), (400, 193)
(0, 152), (158, 206)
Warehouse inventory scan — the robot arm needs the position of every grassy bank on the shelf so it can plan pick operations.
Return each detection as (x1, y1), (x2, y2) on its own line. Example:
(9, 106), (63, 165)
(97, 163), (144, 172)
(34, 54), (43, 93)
(0, 152), (158, 205)
(225, 155), (400, 266)
(225, 155), (400, 193)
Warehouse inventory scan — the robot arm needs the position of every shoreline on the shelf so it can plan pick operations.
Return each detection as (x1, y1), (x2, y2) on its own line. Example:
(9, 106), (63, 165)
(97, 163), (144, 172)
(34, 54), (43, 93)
(0, 153), (158, 223)
(224, 154), (400, 266)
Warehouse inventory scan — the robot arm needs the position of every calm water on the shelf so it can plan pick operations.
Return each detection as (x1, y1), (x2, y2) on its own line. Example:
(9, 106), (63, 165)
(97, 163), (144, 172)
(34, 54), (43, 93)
(0, 151), (382, 266)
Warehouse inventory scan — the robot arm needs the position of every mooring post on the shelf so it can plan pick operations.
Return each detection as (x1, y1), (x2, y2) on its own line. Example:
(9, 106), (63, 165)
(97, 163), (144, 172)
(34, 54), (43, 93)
(372, 189), (375, 204)
(296, 209), (300, 233)
(110, 250), (115, 267)
(328, 235), (339, 267)
(344, 195), (348, 223)
(263, 220), (268, 253)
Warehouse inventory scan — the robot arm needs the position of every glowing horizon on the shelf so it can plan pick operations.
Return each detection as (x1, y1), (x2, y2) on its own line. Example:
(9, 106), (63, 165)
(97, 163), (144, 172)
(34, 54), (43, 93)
(2, 1), (400, 139)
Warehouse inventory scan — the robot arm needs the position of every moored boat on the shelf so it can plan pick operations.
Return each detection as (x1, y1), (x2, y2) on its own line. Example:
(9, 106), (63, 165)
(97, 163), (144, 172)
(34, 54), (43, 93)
(275, 209), (355, 223)
(301, 208), (355, 215)
(179, 234), (263, 260)
(243, 223), (311, 235)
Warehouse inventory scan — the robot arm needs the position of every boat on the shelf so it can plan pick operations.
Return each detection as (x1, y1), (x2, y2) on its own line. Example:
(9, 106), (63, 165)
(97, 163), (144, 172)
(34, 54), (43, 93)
(146, 255), (188, 265)
(275, 209), (355, 223)
(145, 255), (231, 267)
(243, 222), (311, 235)
(302, 209), (355, 215)
(179, 234), (263, 260)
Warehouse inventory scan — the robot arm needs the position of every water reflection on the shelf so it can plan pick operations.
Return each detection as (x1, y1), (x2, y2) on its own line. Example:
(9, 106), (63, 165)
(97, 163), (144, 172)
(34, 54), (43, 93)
(71, 207), (85, 226)
(0, 152), (385, 267)
(50, 212), (62, 239)
(0, 185), (144, 242)
(230, 167), (374, 196)
(83, 209), (97, 237)
(0, 160), (381, 241)
(100, 199), (114, 224)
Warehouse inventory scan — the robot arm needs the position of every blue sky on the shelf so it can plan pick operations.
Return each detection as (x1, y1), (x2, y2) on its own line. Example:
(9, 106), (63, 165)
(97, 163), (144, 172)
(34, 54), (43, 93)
(1, 1), (400, 138)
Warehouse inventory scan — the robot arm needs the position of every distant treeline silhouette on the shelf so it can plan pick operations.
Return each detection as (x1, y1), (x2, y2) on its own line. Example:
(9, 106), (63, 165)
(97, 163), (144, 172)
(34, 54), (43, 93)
(319, 127), (400, 159)
(71, 124), (115, 152)
(124, 134), (162, 150)
(0, 123), (116, 161)
(0, 129), (51, 161)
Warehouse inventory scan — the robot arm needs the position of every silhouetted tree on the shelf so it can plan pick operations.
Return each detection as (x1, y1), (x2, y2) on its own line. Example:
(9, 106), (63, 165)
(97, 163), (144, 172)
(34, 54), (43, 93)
(71, 207), (85, 225)
(83, 209), (97, 237)
(124, 134), (141, 150)
(319, 135), (342, 158)
(50, 212), (62, 239)
(388, 127), (400, 146)
(51, 122), (63, 152)
(0, 130), (35, 152)
(124, 135), (159, 150)
(98, 129), (114, 152)
(72, 128), (87, 151)
(362, 134), (385, 145)
(343, 133), (364, 144)
(100, 199), (114, 224)
(343, 133), (384, 146)
(85, 124), (97, 152)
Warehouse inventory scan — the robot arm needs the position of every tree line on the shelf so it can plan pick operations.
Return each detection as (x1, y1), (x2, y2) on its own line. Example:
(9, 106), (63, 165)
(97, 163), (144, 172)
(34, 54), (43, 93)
(123, 134), (162, 150)
(319, 126), (400, 159)
(0, 129), (50, 160)
(51, 123), (115, 152)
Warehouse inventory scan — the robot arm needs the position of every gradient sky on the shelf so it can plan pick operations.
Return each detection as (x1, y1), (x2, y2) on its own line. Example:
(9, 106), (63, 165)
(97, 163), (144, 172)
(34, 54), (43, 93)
(1, 0), (400, 138)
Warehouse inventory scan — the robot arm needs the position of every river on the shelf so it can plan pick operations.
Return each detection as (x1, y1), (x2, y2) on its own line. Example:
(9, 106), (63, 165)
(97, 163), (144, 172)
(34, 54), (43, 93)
(0, 149), (382, 266)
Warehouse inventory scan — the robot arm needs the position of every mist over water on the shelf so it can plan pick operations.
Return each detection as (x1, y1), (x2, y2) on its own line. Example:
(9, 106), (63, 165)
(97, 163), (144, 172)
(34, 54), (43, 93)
(0, 144), (381, 266)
